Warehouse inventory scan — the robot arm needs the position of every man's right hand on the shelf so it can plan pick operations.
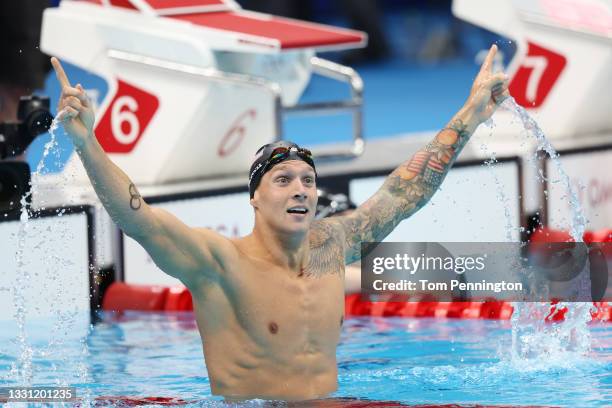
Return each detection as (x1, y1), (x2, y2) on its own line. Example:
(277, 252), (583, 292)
(51, 57), (95, 147)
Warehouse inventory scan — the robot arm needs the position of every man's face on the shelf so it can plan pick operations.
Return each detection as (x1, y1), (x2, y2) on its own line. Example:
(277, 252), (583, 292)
(251, 160), (317, 234)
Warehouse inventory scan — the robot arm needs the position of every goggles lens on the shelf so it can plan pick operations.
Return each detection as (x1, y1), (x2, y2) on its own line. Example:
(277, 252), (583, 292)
(268, 147), (314, 167)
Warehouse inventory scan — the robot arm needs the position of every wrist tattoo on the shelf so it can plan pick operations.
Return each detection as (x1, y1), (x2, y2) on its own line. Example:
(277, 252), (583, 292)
(128, 183), (142, 210)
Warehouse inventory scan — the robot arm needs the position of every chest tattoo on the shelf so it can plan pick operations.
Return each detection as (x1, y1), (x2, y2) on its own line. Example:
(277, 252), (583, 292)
(307, 220), (344, 277)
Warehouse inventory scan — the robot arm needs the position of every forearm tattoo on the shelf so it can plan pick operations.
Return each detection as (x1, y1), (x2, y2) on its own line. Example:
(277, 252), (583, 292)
(335, 119), (473, 263)
(411, 118), (470, 186)
(128, 183), (142, 210)
(446, 118), (470, 146)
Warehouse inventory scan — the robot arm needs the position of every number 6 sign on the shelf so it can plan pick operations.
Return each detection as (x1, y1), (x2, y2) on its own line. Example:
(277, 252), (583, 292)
(95, 80), (159, 153)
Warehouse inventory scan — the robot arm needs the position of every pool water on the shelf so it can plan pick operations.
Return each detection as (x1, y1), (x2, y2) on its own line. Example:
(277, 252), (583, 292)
(1, 312), (610, 407)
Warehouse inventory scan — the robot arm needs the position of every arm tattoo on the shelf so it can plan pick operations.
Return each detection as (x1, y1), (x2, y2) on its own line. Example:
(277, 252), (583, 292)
(446, 118), (470, 147)
(394, 117), (472, 207)
(336, 189), (414, 264)
(128, 183), (142, 210)
(307, 220), (345, 276)
(337, 119), (474, 264)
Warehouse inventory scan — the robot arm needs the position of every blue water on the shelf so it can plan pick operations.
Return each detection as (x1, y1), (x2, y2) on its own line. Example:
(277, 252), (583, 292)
(1, 313), (610, 406)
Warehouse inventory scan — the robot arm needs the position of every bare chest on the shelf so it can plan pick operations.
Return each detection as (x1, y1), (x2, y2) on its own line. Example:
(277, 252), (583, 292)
(223, 260), (345, 351)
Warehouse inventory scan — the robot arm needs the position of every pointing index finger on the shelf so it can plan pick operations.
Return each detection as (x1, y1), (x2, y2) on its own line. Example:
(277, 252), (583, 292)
(480, 44), (498, 75)
(51, 57), (71, 89)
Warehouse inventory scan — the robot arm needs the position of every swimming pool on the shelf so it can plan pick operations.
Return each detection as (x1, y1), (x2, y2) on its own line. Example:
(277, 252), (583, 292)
(1, 312), (609, 407)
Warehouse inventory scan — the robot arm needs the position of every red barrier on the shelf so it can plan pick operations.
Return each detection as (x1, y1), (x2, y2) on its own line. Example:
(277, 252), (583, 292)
(164, 286), (194, 311)
(343, 295), (515, 320)
(102, 283), (194, 312)
(531, 227), (612, 244)
(531, 228), (573, 243)
(102, 282), (169, 312)
(102, 284), (609, 321)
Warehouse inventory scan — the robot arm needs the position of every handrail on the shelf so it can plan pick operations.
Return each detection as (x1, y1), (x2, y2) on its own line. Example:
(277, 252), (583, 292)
(283, 56), (365, 159)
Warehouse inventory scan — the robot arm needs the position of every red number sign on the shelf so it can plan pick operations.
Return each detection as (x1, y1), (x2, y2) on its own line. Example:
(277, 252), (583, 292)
(509, 42), (566, 108)
(95, 80), (159, 153)
(218, 109), (257, 157)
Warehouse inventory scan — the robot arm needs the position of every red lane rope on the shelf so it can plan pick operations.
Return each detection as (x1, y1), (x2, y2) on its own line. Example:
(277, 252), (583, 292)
(101, 283), (609, 322)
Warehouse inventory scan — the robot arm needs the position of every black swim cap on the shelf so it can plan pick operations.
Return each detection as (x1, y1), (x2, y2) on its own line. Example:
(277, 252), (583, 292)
(248, 141), (316, 198)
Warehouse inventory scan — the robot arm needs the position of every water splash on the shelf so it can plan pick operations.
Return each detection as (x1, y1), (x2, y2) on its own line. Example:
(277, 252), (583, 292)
(9, 115), (93, 404)
(504, 98), (586, 240)
(10, 118), (60, 386)
(500, 97), (593, 366)
(479, 124), (521, 243)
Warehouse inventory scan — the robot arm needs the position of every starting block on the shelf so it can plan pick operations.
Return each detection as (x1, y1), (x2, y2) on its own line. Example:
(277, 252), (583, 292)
(41, 0), (367, 185)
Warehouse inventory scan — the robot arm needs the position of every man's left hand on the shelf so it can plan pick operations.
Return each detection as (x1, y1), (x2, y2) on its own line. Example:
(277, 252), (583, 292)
(464, 44), (510, 124)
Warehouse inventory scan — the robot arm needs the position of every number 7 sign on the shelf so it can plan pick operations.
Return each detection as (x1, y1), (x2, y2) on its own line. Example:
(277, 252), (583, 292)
(509, 42), (566, 108)
(95, 80), (159, 153)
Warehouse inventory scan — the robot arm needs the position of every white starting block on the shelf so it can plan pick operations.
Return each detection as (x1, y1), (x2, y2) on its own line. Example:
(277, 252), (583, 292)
(41, 0), (367, 185)
(453, 0), (612, 140)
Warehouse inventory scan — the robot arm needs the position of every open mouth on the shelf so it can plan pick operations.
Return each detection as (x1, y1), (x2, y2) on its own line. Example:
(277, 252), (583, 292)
(287, 206), (309, 215)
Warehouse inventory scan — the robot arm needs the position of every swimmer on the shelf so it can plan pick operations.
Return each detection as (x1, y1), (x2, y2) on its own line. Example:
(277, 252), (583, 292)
(50, 44), (509, 401)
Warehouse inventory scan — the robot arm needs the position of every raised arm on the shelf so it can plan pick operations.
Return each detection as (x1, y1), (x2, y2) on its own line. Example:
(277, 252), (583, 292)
(329, 44), (510, 264)
(51, 58), (229, 287)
